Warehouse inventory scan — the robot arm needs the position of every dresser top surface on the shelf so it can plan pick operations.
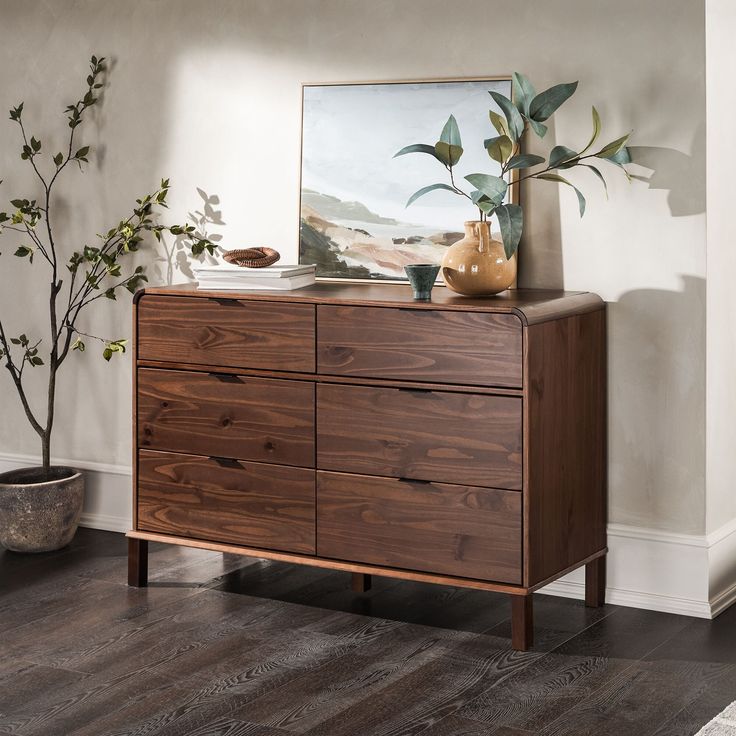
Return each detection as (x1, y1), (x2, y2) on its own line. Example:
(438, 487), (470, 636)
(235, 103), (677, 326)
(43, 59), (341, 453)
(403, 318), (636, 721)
(137, 283), (603, 325)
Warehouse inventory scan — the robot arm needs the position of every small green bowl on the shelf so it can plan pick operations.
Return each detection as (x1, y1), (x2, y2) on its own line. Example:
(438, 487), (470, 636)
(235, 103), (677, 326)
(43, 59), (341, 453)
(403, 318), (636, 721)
(404, 263), (441, 301)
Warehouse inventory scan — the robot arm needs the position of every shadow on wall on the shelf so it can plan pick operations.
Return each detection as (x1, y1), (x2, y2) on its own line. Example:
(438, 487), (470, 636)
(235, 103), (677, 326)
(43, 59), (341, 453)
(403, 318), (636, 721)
(608, 274), (706, 533)
(152, 187), (226, 285)
(628, 122), (706, 217)
(518, 122), (705, 290)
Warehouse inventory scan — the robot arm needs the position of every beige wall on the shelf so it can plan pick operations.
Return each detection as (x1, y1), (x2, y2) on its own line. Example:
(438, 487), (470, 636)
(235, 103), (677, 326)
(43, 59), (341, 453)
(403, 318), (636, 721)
(706, 0), (736, 535)
(0, 0), (707, 533)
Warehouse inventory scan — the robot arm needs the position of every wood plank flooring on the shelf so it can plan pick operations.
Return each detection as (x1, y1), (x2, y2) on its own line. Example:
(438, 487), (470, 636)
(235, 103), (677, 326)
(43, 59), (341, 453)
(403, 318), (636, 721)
(1, 528), (734, 735)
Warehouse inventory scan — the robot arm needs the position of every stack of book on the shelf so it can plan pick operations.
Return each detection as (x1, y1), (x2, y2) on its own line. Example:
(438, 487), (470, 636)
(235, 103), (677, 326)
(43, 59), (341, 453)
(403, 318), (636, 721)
(193, 263), (316, 291)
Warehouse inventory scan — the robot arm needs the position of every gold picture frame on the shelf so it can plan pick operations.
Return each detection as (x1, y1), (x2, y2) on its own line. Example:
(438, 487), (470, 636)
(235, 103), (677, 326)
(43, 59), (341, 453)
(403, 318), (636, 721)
(297, 76), (518, 284)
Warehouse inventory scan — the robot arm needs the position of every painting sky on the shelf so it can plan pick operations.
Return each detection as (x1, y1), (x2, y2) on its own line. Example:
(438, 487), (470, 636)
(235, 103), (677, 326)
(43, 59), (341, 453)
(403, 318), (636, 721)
(301, 79), (512, 231)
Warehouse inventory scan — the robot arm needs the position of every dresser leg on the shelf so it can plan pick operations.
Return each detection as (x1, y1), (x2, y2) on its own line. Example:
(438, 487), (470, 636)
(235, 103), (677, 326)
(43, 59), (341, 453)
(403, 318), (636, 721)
(351, 573), (372, 593)
(128, 538), (148, 587)
(585, 555), (606, 607)
(511, 594), (533, 651)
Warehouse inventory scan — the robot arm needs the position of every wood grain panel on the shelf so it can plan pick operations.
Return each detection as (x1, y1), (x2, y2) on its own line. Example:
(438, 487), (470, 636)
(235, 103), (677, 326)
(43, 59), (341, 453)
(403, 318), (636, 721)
(316, 471), (521, 583)
(317, 305), (522, 387)
(317, 383), (522, 489)
(135, 284), (604, 325)
(137, 295), (315, 372)
(137, 450), (315, 553)
(138, 368), (314, 467)
(524, 307), (607, 586)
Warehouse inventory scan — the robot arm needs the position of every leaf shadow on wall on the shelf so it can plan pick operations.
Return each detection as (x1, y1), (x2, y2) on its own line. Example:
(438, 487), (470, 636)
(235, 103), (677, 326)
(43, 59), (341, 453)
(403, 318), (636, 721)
(151, 187), (225, 285)
(628, 123), (706, 217)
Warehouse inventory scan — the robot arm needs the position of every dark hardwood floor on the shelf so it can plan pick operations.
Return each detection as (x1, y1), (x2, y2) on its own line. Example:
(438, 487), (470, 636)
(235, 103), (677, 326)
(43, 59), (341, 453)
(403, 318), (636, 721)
(1, 529), (734, 736)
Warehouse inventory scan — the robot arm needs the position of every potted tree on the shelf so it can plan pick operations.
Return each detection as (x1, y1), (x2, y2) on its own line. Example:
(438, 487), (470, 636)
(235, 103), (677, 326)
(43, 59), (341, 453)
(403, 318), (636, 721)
(0, 56), (215, 552)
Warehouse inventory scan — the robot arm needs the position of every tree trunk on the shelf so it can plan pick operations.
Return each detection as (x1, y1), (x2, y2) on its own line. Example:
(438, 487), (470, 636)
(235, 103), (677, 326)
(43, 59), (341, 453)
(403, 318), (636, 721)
(42, 430), (51, 474)
(43, 363), (57, 475)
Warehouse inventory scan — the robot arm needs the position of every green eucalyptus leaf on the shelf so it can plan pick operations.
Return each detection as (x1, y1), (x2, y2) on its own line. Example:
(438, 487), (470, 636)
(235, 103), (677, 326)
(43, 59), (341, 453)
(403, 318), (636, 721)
(405, 183), (459, 207)
(470, 190), (493, 206)
(595, 133), (630, 159)
(439, 115), (462, 147)
(484, 135), (513, 164)
(489, 110), (510, 138)
(394, 143), (442, 163)
(512, 72), (536, 116)
(506, 153), (546, 170)
(464, 173), (508, 206)
(489, 91), (524, 142)
(579, 106), (602, 155)
(478, 200), (497, 216)
(495, 203), (524, 259)
(74, 146), (90, 159)
(529, 81), (578, 122)
(549, 145), (579, 169)
(527, 118), (548, 138)
(434, 141), (463, 166)
(537, 173), (586, 216)
(608, 146), (632, 165)
(582, 164), (608, 199)
(53, 152), (64, 166)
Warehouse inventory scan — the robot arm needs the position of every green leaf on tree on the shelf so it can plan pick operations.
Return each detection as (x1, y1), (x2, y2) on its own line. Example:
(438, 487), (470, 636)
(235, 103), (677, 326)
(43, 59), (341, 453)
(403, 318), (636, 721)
(512, 72), (536, 116)
(489, 91), (524, 141)
(484, 135), (513, 165)
(405, 183), (459, 207)
(495, 203), (524, 259)
(506, 153), (546, 170)
(529, 81), (578, 122)
(464, 173), (508, 206)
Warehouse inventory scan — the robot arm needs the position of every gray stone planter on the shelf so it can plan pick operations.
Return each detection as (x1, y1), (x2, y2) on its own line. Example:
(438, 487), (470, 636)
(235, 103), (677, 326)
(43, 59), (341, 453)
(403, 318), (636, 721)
(0, 466), (85, 553)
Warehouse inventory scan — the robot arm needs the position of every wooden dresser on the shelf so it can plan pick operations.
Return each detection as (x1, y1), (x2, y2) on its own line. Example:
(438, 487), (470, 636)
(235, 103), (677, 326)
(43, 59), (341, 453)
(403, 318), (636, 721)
(127, 283), (607, 650)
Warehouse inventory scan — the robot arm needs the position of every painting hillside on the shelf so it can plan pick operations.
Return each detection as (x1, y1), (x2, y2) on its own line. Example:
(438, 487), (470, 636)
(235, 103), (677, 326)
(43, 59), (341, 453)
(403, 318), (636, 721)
(298, 79), (512, 280)
(300, 190), (462, 280)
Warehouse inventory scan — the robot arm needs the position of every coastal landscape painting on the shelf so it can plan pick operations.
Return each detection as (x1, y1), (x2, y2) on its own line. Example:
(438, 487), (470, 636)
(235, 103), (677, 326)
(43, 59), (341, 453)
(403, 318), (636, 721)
(299, 78), (513, 281)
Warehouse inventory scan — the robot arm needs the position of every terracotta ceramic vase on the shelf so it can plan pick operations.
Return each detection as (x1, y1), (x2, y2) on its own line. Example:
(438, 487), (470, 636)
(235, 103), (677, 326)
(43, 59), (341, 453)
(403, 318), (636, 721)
(441, 221), (516, 296)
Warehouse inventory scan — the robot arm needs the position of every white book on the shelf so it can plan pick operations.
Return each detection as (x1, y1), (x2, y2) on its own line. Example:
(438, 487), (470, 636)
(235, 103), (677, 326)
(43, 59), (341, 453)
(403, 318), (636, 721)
(196, 273), (316, 291)
(194, 263), (316, 278)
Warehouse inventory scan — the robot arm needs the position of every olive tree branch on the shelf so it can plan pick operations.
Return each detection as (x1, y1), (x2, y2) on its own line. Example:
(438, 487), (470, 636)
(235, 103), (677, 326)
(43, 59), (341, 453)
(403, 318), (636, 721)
(0, 318), (43, 436)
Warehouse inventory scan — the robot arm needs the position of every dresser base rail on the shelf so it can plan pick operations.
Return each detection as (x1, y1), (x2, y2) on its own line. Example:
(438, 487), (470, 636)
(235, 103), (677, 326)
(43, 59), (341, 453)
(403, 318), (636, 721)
(126, 530), (606, 651)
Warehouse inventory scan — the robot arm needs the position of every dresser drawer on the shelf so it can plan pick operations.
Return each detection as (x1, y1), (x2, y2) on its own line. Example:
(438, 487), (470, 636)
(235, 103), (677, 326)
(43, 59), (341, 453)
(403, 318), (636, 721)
(137, 295), (315, 372)
(137, 450), (315, 554)
(317, 471), (521, 582)
(317, 305), (522, 387)
(138, 369), (314, 467)
(316, 384), (522, 489)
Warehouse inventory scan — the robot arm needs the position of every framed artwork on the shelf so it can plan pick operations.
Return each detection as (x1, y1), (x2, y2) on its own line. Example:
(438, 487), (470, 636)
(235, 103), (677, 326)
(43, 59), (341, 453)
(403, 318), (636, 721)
(298, 77), (516, 282)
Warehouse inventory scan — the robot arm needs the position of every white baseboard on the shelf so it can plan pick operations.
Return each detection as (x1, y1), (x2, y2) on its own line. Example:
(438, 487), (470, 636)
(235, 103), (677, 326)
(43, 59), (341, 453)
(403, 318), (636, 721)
(1, 451), (735, 619)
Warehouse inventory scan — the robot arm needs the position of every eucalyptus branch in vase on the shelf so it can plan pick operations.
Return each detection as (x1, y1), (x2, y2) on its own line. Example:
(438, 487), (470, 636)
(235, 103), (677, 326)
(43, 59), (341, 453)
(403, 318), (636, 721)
(395, 72), (633, 260)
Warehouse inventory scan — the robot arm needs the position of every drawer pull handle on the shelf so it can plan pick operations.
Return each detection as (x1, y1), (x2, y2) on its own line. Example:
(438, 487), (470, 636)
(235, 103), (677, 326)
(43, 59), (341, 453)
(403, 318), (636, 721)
(209, 372), (243, 383)
(397, 387), (433, 394)
(210, 456), (242, 468)
(398, 477), (432, 485)
(211, 298), (245, 307)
